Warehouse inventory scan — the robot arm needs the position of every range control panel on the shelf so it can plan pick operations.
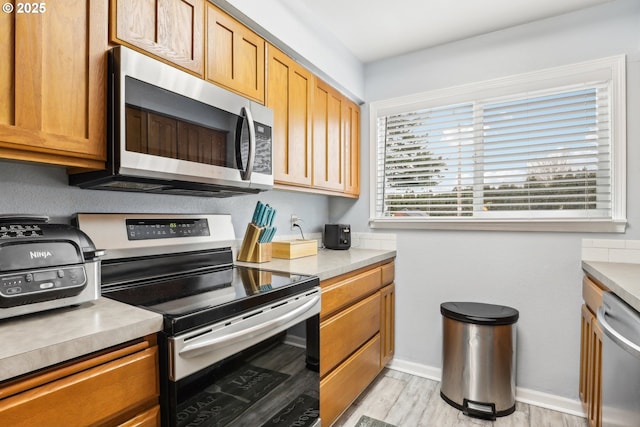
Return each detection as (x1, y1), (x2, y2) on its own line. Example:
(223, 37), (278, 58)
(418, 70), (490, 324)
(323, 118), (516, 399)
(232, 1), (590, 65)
(125, 218), (211, 240)
(0, 266), (87, 307)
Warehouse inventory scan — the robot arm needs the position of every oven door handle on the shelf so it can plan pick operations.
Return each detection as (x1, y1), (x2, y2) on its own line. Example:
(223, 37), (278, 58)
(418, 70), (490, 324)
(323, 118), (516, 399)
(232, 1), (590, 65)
(179, 294), (319, 359)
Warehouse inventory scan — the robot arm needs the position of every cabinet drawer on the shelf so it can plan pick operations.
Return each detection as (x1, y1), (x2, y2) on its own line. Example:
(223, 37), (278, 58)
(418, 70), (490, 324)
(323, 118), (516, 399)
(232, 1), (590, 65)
(0, 347), (159, 427)
(320, 292), (380, 377)
(381, 261), (395, 286)
(119, 404), (160, 427)
(583, 276), (609, 314)
(321, 267), (381, 319)
(320, 334), (381, 426)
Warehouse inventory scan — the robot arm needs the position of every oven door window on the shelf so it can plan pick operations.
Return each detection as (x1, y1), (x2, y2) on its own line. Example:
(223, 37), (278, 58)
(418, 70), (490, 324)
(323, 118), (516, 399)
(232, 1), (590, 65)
(170, 322), (319, 427)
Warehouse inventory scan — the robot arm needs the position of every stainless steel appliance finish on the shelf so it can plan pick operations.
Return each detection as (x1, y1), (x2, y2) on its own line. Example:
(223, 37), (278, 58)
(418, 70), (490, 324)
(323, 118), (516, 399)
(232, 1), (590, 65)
(598, 292), (640, 427)
(69, 46), (274, 197)
(440, 302), (518, 420)
(75, 213), (321, 427)
(0, 217), (102, 320)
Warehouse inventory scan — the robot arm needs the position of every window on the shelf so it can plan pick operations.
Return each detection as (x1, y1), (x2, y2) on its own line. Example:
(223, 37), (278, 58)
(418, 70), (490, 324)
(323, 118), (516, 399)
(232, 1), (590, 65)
(370, 56), (626, 232)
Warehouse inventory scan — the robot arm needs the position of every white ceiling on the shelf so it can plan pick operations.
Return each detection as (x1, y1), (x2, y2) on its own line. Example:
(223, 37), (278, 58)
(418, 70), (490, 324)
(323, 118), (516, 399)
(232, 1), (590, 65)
(276, 0), (613, 63)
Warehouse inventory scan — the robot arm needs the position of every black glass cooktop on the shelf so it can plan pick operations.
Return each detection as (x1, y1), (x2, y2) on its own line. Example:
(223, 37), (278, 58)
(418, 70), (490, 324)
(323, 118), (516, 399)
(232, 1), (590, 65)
(100, 249), (318, 335)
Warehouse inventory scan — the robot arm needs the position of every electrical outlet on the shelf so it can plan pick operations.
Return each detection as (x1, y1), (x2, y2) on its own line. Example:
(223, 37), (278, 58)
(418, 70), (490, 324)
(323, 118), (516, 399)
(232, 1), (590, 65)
(290, 214), (300, 230)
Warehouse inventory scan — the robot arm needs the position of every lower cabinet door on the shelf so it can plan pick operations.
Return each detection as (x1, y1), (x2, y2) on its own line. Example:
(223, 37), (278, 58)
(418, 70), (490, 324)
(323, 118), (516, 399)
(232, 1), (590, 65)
(320, 334), (381, 426)
(119, 405), (160, 427)
(320, 292), (381, 376)
(0, 347), (159, 427)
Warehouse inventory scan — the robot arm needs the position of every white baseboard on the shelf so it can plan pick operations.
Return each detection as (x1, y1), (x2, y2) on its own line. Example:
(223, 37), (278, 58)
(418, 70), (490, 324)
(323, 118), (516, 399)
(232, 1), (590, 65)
(386, 358), (587, 419)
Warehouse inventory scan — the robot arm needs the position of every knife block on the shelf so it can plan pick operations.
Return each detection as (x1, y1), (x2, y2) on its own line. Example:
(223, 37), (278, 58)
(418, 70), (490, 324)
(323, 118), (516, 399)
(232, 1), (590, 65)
(237, 223), (272, 263)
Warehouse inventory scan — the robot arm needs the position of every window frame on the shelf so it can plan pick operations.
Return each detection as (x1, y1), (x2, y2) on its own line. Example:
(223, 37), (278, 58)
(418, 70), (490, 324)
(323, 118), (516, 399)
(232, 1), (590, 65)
(369, 55), (627, 233)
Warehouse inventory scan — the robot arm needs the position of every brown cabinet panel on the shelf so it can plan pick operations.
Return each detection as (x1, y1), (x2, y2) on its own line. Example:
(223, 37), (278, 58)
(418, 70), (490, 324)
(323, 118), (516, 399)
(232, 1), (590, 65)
(321, 267), (381, 320)
(580, 275), (605, 427)
(0, 345), (159, 427)
(589, 318), (603, 427)
(112, 0), (204, 76)
(343, 99), (360, 197)
(267, 44), (313, 186)
(583, 276), (609, 314)
(320, 292), (380, 377)
(381, 261), (395, 287)
(380, 283), (395, 368)
(579, 304), (592, 406)
(119, 405), (160, 427)
(205, 3), (265, 103)
(0, 0), (107, 168)
(320, 334), (381, 426)
(313, 79), (344, 191)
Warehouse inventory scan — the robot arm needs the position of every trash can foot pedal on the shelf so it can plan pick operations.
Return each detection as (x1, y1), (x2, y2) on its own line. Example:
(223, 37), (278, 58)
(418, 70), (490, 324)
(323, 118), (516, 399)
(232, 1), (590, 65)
(463, 398), (496, 420)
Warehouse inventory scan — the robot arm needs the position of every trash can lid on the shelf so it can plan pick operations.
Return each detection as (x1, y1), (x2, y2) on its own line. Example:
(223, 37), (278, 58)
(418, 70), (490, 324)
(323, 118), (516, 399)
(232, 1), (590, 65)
(440, 302), (519, 325)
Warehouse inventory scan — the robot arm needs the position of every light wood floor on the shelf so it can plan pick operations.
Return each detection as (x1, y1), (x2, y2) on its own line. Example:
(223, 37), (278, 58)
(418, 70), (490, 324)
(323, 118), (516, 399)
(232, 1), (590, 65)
(333, 369), (589, 427)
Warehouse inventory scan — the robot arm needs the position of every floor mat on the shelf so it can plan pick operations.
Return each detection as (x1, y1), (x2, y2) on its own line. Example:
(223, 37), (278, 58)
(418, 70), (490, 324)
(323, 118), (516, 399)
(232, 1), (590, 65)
(355, 415), (397, 427)
(260, 393), (319, 427)
(177, 364), (290, 427)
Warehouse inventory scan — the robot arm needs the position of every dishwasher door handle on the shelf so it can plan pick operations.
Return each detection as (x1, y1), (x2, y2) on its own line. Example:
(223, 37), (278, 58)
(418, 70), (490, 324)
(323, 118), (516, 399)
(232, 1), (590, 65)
(598, 303), (640, 358)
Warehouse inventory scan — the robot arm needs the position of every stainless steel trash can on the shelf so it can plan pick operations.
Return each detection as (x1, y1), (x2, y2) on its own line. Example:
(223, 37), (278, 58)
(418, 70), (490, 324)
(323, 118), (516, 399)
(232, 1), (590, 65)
(440, 302), (519, 420)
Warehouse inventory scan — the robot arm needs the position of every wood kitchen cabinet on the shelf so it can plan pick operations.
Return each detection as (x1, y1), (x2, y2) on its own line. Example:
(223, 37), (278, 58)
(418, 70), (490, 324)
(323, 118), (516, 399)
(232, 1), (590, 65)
(110, 0), (204, 76)
(320, 260), (395, 426)
(267, 44), (314, 187)
(0, 335), (160, 427)
(0, 0), (108, 169)
(580, 275), (608, 427)
(313, 78), (345, 192)
(343, 99), (361, 197)
(268, 55), (360, 197)
(205, 3), (265, 103)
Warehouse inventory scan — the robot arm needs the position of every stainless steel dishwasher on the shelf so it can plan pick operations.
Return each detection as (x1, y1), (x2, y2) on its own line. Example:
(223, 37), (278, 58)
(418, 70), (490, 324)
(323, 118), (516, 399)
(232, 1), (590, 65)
(597, 292), (640, 427)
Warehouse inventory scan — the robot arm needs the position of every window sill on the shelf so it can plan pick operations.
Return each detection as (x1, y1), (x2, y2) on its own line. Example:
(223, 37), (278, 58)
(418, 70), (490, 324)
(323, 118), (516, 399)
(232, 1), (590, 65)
(369, 218), (627, 233)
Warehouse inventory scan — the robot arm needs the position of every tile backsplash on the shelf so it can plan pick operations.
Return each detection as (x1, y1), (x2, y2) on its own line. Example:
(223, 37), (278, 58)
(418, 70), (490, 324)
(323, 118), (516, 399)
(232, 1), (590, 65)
(582, 239), (640, 264)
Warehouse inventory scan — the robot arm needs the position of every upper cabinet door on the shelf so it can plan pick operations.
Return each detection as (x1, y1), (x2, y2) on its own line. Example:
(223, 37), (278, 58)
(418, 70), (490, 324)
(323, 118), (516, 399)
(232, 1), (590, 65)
(343, 99), (360, 197)
(111, 0), (204, 76)
(267, 44), (313, 187)
(0, 0), (108, 168)
(313, 79), (344, 192)
(205, 3), (265, 104)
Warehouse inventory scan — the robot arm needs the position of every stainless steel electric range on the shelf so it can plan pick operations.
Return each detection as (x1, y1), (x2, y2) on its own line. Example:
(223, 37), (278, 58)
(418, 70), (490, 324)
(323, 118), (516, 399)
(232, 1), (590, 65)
(75, 213), (321, 427)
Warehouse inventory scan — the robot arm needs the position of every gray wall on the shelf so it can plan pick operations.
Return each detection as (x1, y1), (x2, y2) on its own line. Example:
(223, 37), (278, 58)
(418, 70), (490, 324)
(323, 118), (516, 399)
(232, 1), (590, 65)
(0, 161), (329, 238)
(332, 0), (640, 401)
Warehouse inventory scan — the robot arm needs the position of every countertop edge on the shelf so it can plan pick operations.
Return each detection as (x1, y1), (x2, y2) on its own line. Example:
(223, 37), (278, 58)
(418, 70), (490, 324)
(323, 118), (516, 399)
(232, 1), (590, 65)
(0, 298), (163, 382)
(582, 260), (640, 313)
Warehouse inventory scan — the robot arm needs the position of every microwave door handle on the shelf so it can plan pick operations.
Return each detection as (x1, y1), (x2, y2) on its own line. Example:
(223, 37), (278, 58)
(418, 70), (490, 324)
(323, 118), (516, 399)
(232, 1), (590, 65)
(240, 107), (256, 181)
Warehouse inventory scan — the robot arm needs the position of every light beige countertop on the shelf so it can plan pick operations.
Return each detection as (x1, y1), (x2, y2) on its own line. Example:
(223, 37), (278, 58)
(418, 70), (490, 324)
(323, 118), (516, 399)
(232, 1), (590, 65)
(0, 247), (394, 383)
(0, 297), (163, 382)
(235, 247), (397, 281)
(582, 261), (640, 312)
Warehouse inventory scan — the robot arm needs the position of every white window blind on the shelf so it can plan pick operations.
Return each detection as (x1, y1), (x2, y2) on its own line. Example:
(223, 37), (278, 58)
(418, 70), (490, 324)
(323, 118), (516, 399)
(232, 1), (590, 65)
(371, 56), (626, 232)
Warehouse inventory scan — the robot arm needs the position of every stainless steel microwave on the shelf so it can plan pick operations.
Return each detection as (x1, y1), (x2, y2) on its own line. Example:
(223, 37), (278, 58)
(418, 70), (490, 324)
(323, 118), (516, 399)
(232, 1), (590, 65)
(69, 46), (273, 197)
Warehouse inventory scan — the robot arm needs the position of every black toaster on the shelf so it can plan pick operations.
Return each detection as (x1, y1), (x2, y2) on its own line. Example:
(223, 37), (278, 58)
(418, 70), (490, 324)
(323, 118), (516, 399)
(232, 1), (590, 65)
(323, 224), (351, 250)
